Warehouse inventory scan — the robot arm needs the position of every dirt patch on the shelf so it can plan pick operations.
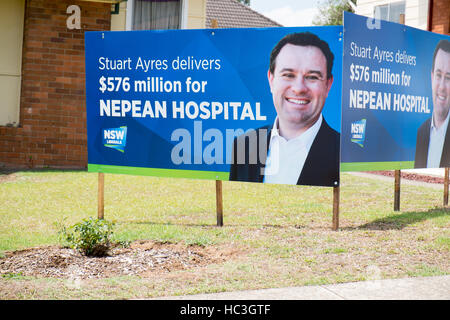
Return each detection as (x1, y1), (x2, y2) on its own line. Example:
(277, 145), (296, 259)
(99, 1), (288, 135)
(367, 171), (445, 184)
(0, 241), (239, 279)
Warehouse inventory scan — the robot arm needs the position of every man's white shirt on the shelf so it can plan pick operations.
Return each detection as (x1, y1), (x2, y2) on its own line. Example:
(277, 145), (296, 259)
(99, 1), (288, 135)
(264, 114), (322, 184)
(427, 111), (450, 168)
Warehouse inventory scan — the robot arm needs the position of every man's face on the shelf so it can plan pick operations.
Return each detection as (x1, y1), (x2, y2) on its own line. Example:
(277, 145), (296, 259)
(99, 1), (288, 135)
(432, 49), (450, 121)
(268, 44), (333, 133)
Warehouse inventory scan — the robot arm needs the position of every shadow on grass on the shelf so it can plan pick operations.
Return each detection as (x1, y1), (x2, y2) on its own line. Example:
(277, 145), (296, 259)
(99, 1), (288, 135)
(0, 168), (86, 175)
(347, 207), (450, 231)
(118, 220), (295, 229)
(122, 220), (218, 228)
(0, 168), (86, 182)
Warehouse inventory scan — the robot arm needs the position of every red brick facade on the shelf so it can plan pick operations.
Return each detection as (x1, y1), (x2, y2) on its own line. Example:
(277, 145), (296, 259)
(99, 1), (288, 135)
(0, 0), (110, 169)
(430, 0), (450, 35)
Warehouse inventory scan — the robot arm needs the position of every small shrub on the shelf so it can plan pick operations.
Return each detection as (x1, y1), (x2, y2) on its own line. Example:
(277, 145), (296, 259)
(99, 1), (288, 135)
(59, 217), (115, 257)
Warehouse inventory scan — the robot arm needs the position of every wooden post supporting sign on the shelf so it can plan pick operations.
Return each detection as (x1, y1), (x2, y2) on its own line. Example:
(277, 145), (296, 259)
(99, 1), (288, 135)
(394, 169), (401, 211)
(332, 186), (340, 231)
(216, 180), (223, 227)
(393, 16), (405, 213)
(98, 172), (104, 219)
(210, 18), (223, 227)
(444, 168), (449, 206)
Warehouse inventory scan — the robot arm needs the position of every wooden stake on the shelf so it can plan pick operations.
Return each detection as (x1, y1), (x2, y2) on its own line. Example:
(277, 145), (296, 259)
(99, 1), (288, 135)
(332, 186), (340, 231)
(394, 170), (401, 211)
(444, 168), (449, 206)
(98, 172), (104, 219)
(211, 20), (222, 227)
(216, 180), (223, 227)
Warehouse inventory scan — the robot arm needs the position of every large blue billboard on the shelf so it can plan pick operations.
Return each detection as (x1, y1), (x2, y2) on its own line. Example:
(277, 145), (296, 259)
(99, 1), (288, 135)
(85, 27), (342, 187)
(341, 12), (450, 171)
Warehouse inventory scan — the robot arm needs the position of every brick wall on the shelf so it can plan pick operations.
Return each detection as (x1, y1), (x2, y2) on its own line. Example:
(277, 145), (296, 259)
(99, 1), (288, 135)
(0, 0), (110, 169)
(431, 0), (450, 35)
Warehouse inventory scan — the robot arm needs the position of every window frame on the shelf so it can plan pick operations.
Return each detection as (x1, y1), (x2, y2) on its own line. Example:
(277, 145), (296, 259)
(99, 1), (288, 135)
(126, 0), (188, 31)
(374, 1), (406, 23)
(0, 0), (25, 127)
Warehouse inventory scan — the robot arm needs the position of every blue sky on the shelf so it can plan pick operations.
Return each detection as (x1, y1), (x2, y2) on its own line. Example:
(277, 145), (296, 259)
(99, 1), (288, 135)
(250, 0), (322, 26)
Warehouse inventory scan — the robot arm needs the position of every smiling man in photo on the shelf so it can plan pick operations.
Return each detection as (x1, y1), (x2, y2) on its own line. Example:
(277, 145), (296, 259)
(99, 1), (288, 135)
(229, 32), (340, 186)
(415, 39), (450, 168)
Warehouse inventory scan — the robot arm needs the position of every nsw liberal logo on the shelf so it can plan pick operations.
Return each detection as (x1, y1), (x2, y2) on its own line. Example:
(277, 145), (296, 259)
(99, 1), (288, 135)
(351, 119), (366, 148)
(103, 126), (127, 152)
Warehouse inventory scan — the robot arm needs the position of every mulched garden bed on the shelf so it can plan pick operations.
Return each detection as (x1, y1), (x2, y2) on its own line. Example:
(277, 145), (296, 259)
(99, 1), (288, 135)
(367, 171), (445, 184)
(0, 241), (233, 279)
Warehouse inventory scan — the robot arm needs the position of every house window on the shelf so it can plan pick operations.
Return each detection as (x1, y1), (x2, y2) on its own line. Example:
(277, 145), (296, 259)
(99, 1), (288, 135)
(374, 1), (406, 23)
(0, 0), (25, 126)
(131, 0), (182, 30)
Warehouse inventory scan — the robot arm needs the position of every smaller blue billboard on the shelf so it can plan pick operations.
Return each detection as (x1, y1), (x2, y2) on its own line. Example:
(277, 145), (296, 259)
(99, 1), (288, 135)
(341, 12), (450, 171)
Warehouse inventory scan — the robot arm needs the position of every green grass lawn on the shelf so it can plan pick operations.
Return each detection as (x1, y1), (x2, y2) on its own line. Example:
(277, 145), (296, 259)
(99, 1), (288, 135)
(0, 170), (449, 299)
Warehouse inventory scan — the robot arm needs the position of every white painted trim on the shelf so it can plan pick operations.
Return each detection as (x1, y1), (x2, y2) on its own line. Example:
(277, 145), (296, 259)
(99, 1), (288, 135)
(125, 0), (134, 30)
(180, 0), (188, 29)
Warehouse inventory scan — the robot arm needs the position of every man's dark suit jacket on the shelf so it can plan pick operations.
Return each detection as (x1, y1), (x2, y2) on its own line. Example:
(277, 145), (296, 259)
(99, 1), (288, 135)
(414, 117), (450, 168)
(229, 118), (340, 187)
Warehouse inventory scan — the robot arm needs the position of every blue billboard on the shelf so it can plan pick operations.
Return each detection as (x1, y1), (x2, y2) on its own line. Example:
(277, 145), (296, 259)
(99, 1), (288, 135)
(341, 12), (450, 171)
(85, 27), (342, 187)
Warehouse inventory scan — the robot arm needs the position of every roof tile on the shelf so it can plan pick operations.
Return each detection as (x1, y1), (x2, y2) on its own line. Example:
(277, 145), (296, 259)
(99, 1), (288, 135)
(206, 0), (282, 28)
